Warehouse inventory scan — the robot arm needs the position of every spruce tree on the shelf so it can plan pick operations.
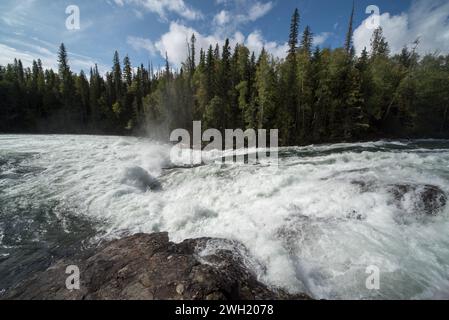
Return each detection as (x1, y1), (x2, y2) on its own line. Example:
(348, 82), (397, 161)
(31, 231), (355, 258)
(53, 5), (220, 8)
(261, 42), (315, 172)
(344, 1), (355, 55)
(370, 27), (390, 58)
(189, 34), (196, 73)
(288, 8), (300, 57)
(112, 51), (122, 101)
(123, 55), (133, 87)
(300, 26), (313, 57)
(58, 43), (73, 96)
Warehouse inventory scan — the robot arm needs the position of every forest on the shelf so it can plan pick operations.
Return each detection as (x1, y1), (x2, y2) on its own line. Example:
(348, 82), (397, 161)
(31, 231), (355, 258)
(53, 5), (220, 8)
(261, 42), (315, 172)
(1, 8), (449, 146)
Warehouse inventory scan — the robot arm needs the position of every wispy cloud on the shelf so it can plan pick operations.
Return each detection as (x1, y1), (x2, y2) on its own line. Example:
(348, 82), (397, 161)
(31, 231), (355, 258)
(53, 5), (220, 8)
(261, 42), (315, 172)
(213, 1), (275, 33)
(0, 36), (108, 74)
(127, 36), (157, 55)
(0, 0), (36, 27)
(0, 43), (58, 69)
(247, 1), (274, 21)
(112, 0), (203, 21)
(313, 32), (332, 47)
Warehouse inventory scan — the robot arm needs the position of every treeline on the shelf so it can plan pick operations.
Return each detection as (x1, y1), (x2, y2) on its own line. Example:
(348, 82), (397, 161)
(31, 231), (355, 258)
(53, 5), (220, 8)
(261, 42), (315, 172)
(1, 7), (449, 145)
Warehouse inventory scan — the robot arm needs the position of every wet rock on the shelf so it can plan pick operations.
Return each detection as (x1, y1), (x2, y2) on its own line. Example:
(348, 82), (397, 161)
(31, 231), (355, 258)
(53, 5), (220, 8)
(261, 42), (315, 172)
(346, 209), (366, 221)
(350, 180), (377, 193)
(2, 233), (311, 300)
(389, 184), (447, 216)
(121, 166), (161, 192)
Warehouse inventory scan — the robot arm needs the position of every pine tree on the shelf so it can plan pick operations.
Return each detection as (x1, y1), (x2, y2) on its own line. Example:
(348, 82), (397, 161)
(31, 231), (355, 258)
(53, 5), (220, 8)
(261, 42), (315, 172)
(205, 45), (216, 101)
(370, 27), (390, 58)
(344, 1), (355, 55)
(298, 27), (315, 138)
(165, 52), (171, 81)
(254, 48), (277, 129)
(219, 38), (232, 130)
(300, 26), (313, 57)
(199, 48), (206, 70)
(284, 8), (301, 144)
(112, 51), (122, 101)
(189, 34), (196, 74)
(58, 43), (76, 126)
(123, 55), (133, 87)
(58, 43), (73, 96)
(76, 70), (90, 125)
(288, 8), (300, 57)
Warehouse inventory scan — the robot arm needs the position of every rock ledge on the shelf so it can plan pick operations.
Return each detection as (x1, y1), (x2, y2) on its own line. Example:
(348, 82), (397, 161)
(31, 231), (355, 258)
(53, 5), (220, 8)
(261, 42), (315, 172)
(4, 233), (310, 300)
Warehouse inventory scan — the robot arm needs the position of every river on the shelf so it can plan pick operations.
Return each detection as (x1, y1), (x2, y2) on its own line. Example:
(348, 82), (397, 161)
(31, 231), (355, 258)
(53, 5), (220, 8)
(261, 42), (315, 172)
(1, 134), (449, 299)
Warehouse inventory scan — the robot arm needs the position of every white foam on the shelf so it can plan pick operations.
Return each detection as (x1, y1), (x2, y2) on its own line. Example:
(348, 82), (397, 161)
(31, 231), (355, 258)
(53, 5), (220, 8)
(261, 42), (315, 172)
(1, 135), (449, 299)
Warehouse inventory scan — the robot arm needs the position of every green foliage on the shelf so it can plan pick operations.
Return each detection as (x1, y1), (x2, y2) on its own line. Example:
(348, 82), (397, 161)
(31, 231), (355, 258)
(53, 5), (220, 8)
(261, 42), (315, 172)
(1, 8), (449, 143)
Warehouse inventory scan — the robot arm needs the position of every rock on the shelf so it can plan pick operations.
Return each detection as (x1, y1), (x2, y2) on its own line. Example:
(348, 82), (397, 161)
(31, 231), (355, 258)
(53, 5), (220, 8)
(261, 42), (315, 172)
(176, 284), (184, 295)
(346, 209), (365, 221)
(389, 184), (447, 216)
(2, 233), (311, 300)
(121, 166), (161, 192)
(351, 180), (377, 193)
(352, 180), (447, 217)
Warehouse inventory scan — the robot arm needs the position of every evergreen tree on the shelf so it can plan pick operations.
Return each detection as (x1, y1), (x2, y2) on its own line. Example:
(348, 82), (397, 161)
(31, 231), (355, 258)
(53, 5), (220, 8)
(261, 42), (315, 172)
(58, 43), (77, 127)
(189, 34), (196, 74)
(300, 26), (313, 57)
(284, 8), (301, 144)
(344, 1), (355, 55)
(370, 27), (390, 58)
(76, 70), (90, 125)
(123, 55), (133, 87)
(112, 50), (122, 102)
(165, 52), (171, 81)
(254, 49), (277, 129)
(288, 8), (300, 57)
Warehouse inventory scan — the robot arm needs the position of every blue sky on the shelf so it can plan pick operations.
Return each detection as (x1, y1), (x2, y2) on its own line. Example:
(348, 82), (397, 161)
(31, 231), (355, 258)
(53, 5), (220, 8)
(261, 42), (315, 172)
(1, 0), (448, 74)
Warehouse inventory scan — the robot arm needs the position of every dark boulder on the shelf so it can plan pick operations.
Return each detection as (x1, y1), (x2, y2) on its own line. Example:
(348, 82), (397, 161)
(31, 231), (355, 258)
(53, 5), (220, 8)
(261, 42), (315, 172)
(389, 184), (447, 216)
(351, 180), (377, 193)
(3, 233), (311, 300)
(121, 166), (161, 192)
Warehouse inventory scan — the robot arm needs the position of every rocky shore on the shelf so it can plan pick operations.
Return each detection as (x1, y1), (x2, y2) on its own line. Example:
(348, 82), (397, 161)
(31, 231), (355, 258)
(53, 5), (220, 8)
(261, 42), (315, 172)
(3, 232), (311, 300)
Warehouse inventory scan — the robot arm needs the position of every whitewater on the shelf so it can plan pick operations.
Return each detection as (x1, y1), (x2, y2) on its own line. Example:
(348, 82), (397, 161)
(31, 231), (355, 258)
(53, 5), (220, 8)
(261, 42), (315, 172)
(1, 134), (449, 299)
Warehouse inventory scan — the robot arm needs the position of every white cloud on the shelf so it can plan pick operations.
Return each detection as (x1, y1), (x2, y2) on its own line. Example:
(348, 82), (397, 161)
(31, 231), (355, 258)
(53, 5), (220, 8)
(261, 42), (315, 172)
(127, 36), (157, 55)
(213, 1), (274, 32)
(246, 30), (288, 59)
(214, 10), (231, 26)
(354, 0), (449, 56)
(313, 32), (332, 47)
(113, 0), (202, 20)
(155, 23), (220, 66)
(247, 1), (273, 21)
(154, 22), (287, 67)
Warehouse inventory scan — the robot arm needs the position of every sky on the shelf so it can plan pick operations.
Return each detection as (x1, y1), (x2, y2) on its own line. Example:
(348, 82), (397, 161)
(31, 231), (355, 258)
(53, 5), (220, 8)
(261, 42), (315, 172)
(1, 0), (448, 74)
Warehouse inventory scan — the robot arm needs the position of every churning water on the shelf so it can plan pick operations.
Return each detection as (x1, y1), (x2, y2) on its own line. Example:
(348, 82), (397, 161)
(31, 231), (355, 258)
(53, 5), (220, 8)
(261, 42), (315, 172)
(1, 134), (449, 299)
